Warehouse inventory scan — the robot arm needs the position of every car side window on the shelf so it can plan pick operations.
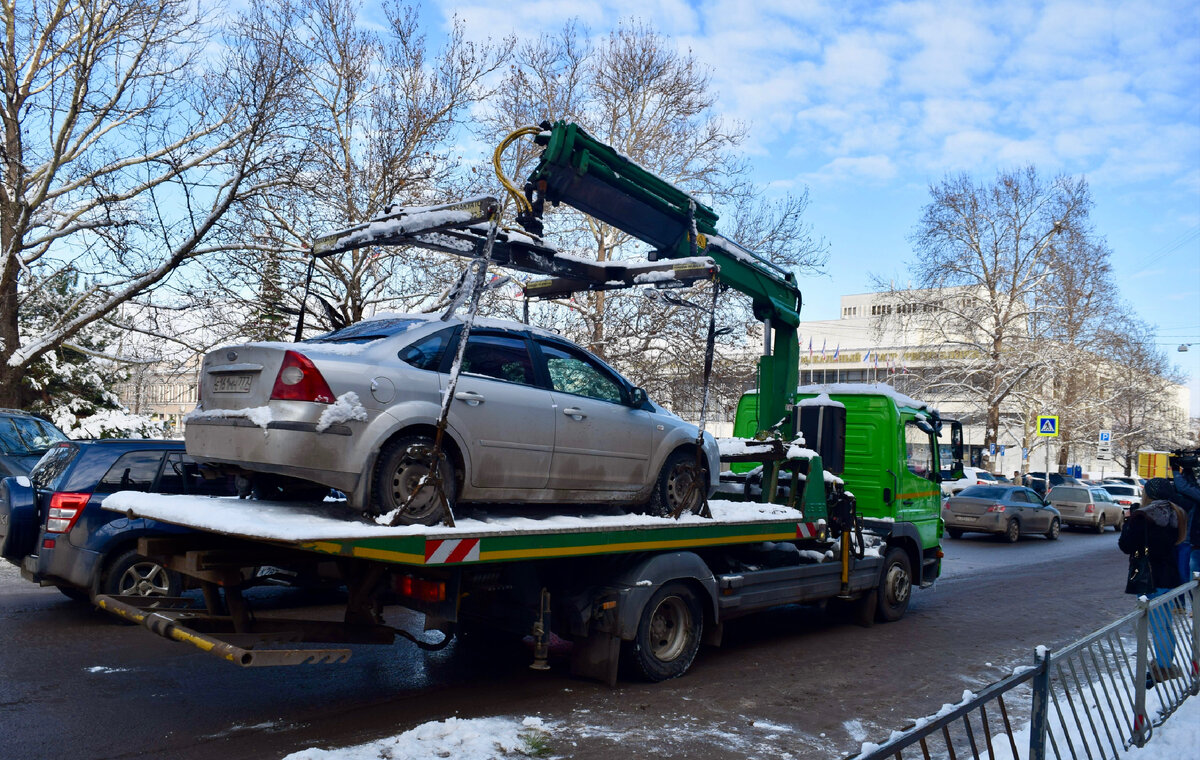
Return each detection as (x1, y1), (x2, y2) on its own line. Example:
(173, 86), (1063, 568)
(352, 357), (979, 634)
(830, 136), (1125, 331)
(461, 333), (536, 386)
(157, 452), (239, 496)
(95, 451), (166, 493)
(537, 341), (624, 403)
(1011, 490), (1029, 503)
(398, 329), (453, 371)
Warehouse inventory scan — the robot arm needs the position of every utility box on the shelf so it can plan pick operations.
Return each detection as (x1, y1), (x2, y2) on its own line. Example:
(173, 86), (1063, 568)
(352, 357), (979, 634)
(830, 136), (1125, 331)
(1137, 451), (1170, 479)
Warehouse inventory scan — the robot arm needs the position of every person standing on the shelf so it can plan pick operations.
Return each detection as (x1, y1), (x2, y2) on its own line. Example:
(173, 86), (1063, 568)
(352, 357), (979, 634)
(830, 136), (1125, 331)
(1171, 463), (1200, 579)
(1118, 479), (1187, 682)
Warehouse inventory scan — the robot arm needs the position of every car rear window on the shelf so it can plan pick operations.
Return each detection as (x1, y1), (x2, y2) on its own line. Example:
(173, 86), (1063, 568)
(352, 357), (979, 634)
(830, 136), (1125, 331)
(1104, 485), (1137, 496)
(307, 317), (423, 344)
(975, 471), (997, 481)
(957, 485), (1009, 499)
(1052, 486), (1090, 502)
(30, 442), (79, 490)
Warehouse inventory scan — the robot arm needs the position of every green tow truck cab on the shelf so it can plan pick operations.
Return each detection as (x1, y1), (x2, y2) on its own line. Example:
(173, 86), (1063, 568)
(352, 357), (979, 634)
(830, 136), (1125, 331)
(733, 384), (964, 587)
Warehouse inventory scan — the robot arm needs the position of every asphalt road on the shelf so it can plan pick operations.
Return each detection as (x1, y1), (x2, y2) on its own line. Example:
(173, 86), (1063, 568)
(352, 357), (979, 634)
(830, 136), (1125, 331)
(0, 527), (1132, 759)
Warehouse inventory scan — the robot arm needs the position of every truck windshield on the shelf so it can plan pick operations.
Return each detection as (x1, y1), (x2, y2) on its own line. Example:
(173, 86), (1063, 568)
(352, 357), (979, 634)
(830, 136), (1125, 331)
(0, 415), (69, 456)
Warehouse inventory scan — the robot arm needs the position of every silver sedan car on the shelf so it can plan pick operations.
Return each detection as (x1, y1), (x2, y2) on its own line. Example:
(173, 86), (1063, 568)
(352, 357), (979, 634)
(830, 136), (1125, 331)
(185, 314), (719, 524)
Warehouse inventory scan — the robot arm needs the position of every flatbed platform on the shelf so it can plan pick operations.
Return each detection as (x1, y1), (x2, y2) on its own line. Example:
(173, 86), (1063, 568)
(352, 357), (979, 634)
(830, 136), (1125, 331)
(103, 493), (825, 568)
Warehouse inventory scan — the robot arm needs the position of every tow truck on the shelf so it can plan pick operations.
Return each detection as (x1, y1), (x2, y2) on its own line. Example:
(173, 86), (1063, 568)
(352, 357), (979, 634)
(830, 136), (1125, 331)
(90, 122), (964, 683)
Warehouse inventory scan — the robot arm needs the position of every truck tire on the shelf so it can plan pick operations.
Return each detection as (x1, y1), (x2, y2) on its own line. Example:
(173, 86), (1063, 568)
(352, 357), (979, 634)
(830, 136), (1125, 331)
(876, 548), (912, 623)
(102, 549), (182, 599)
(628, 582), (703, 681)
(648, 450), (707, 517)
(373, 434), (457, 526)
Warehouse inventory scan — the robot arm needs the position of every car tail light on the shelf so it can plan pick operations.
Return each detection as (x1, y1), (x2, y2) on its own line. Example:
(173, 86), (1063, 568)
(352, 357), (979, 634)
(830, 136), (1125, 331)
(394, 574), (446, 603)
(977, 480), (988, 485)
(46, 493), (90, 533)
(270, 351), (335, 404)
(1085, 504), (1095, 513)
(986, 504), (1006, 512)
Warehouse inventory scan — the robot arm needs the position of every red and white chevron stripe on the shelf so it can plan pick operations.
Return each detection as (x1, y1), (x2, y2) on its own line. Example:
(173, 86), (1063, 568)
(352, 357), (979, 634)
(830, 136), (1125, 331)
(425, 537), (481, 564)
(795, 522), (822, 539)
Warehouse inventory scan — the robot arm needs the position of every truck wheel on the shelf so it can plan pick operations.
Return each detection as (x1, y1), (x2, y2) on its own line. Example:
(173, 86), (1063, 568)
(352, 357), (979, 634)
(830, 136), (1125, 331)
(102, 550), (182, 598)
(1004, 519), (1020, 543)
(373, 435), (457, 526)
(876, 548), (912, 623)
(648, 450), (707, 517)
(629, 582), (703, 681)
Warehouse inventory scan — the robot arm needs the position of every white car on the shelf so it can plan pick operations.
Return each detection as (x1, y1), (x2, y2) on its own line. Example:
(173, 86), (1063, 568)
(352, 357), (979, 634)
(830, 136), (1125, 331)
(941, 466), (999, 497)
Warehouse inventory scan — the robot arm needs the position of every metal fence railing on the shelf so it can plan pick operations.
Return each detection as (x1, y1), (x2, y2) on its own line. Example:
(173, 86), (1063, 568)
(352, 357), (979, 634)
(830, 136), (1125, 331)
(853, 577), (1199, 760)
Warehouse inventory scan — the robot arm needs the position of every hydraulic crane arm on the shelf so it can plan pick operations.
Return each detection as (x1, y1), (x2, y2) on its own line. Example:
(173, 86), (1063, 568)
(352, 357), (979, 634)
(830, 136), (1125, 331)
(524, 121), (803, 434)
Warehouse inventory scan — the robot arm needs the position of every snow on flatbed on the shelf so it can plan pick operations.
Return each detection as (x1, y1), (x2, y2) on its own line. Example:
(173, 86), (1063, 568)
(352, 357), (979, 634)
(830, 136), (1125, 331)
(101, 492), (807, 543)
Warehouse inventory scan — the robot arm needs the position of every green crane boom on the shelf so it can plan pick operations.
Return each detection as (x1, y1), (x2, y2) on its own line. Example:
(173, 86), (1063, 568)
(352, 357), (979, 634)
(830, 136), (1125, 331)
(526, 121), (803, 435)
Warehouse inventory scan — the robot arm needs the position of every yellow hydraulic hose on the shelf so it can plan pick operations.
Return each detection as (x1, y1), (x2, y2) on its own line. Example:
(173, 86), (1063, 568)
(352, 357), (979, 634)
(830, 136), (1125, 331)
(493, 126), (544, 216)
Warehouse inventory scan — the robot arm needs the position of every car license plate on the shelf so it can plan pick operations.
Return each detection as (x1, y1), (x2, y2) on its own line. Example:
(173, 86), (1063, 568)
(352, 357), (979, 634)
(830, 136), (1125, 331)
(212, 374), (253, 393)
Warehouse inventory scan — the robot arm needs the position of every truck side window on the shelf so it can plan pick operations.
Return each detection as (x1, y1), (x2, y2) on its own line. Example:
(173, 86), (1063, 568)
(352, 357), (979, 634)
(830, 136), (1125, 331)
(95, 451), (165, 493)
(904, 423), (936, 479)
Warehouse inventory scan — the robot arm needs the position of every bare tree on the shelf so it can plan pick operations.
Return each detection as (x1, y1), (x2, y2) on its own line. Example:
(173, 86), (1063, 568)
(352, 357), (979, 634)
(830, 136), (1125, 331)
(0, 0), (302, 407)
(877, 167), (1092, 469)
(217, 0), (509, 337)
(478, 20), (827, 417)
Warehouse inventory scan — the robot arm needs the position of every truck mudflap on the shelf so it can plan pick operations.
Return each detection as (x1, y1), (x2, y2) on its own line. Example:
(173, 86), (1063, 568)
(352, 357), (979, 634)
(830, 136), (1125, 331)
(94, 594), (396, 666)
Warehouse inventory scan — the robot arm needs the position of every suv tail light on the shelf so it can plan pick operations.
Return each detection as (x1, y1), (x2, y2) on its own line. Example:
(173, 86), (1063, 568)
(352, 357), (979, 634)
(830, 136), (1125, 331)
(986, 504), (1006, 512)
(270, 351), (335, 404)
(46, 493), (90, 533)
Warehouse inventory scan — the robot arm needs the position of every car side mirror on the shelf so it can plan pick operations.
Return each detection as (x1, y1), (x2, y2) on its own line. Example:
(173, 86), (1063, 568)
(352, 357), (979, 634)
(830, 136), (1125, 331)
(629, 387), (648, 407)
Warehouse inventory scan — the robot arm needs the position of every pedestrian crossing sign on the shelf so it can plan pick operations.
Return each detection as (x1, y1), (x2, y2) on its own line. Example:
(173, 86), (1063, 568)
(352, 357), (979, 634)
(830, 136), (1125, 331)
(1037, 415), (1059, 437)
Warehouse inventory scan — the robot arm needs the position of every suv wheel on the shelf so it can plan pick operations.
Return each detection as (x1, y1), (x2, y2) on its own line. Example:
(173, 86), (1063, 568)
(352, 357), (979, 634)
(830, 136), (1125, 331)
(102, 549), (182, 598)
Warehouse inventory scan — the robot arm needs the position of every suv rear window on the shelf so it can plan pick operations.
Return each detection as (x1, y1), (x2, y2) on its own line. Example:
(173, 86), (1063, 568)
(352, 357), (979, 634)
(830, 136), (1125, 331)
(30, 442), (79, 490)
(1051, 486), (1090, 502)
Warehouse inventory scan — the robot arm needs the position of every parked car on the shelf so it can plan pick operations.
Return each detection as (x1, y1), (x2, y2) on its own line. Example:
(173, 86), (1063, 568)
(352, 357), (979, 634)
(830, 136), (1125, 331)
(1023, 471), (1082, 498)
(1102, 475), (1145, 488)
(186, 313), (721, 525)
(942, 484), (1061, 542)
(1100, 483), (1143, 518)
(0, 439), (238, 602)
(1046, 485), (1123, 533)
(0, 408), (70, 478)
(940, 466), (1000, 497)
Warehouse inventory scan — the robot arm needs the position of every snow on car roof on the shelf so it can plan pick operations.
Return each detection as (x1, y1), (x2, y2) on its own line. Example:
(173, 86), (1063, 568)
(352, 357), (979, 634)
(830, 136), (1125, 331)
(101, 492), (805, 542)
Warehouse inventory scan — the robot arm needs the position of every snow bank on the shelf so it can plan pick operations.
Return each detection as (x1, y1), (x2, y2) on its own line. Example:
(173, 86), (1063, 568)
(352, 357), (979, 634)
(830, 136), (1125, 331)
(185, 405), (273, 431)
(283, 716), (550, 760)
(101, 493), (805, 542)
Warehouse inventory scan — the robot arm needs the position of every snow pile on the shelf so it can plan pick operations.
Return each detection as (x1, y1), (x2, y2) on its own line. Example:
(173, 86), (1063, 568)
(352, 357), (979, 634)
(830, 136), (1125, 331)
(795, 393), (845, 409)
(54, 408), (167, 439)
(316, 392), (367, 432)
(717, 437), (779, 457)
(101, 493), (804, 542)
(282, 716), (550, 760)
(185, 405), (273, 432)
(796, 383), (934, 413)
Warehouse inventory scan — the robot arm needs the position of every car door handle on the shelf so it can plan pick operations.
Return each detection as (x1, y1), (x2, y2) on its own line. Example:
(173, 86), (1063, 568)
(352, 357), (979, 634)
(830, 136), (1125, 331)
(454, 391), (485, 406)
(562, 407), (586, 420)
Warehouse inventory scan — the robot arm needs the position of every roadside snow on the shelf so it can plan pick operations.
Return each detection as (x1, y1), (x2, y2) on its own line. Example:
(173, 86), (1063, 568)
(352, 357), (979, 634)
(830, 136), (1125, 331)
(282, 716), (549, 760)
(101, 493), (805, 542)
(315, 392), (367, 432)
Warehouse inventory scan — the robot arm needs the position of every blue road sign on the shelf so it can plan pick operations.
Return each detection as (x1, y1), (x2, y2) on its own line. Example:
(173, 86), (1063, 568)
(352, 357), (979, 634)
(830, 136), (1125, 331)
(1037, 415), (1059, 437)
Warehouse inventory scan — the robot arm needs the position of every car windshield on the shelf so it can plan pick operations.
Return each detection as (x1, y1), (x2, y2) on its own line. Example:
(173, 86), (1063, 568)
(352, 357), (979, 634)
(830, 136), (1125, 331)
(957, 485), (1009, 499)
(306, 317), (424, 344)
(975, 472), (997, 481)
(0, 415), (69, 456)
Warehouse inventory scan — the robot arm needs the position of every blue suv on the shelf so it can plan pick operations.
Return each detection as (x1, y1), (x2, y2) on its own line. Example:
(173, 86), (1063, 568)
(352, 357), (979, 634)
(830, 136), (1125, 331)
(0, 439), (237, 602)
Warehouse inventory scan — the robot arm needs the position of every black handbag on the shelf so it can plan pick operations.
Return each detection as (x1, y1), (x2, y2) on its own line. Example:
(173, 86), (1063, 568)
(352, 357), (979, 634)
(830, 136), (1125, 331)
(1124, 520), (1155, 595)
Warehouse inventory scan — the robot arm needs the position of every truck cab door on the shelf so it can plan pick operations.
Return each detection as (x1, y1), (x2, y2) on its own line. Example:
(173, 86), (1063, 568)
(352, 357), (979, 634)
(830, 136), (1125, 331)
(900, 420), (941, 524)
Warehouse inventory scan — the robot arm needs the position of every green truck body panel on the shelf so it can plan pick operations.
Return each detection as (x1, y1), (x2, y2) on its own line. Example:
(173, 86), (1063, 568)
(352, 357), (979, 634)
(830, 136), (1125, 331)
(733, 389), (945, 553)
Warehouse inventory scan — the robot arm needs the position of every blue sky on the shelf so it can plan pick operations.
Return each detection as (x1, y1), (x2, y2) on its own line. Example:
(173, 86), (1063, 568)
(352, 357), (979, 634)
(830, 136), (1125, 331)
(417, 0), (1200, 412)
